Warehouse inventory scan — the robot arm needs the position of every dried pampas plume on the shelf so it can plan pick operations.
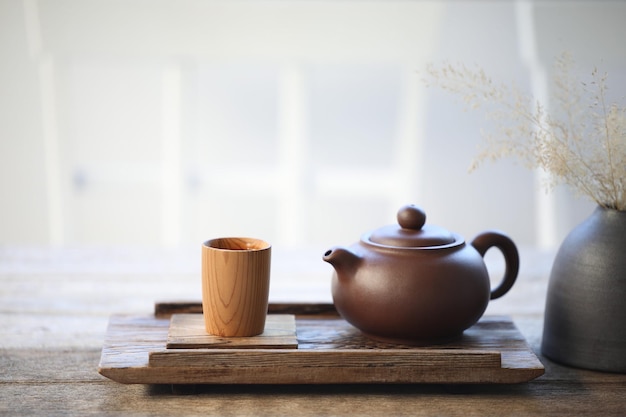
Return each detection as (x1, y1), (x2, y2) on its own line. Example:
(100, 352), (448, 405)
(422, 52), (626, 211)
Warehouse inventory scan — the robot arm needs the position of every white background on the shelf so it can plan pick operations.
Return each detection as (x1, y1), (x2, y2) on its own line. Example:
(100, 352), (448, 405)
(1, 0), (624, 253)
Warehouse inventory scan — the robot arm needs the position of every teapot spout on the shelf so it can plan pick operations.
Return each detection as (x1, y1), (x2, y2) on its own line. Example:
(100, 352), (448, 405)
(323, 246), (362, 278)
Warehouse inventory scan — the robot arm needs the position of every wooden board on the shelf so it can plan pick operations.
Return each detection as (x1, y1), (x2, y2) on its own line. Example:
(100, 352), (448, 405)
(166, 314), (298, 349)
(98, 302), (544, 385)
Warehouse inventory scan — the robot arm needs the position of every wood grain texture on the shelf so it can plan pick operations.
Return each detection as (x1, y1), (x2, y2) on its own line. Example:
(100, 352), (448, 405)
(98, 304), (544, 385)
(202, 239), (272, 337)
(166, 313), (297, 349)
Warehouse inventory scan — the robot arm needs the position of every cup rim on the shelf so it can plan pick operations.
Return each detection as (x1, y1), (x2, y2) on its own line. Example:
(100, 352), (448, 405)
(203, 237), (271, 252)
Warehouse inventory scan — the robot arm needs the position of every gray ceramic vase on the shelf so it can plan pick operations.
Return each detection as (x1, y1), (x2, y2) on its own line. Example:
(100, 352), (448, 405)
(542, 206), (626, 373)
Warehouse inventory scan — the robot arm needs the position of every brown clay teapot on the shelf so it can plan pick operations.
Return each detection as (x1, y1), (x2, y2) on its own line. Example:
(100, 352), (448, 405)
(323, 204), (519, 345)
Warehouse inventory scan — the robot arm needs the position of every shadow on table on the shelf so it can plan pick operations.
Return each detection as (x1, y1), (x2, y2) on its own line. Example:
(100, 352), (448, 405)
(147, 381), (544, 396)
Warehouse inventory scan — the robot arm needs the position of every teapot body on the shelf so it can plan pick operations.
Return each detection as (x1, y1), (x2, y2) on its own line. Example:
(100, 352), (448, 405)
(323, 205), (519, 345)
(330, 239), (491, 344)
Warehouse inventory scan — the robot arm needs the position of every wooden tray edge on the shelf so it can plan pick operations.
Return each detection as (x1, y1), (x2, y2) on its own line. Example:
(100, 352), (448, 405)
(97, 302), (545, 385)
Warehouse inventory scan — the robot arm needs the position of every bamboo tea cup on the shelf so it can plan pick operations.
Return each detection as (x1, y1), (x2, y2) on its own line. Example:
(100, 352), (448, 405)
(201, 237), (272, 337)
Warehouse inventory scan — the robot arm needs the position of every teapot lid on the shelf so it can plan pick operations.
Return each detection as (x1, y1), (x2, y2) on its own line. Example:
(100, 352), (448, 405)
(367, 204), (457, 248)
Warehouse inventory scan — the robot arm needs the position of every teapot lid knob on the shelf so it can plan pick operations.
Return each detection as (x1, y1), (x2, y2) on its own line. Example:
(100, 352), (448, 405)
(397, 204), (426, 230)
(367, 203), (457, 248)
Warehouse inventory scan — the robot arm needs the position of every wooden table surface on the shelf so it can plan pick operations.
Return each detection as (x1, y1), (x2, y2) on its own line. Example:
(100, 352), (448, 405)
(1, 246), (625, 416)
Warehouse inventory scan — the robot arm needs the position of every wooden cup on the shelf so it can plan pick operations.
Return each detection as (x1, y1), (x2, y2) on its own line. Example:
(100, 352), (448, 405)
(201, 237), (271, 337)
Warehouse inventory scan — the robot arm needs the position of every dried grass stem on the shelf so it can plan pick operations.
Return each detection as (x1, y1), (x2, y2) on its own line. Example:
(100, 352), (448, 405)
(423, 53), (626, 211)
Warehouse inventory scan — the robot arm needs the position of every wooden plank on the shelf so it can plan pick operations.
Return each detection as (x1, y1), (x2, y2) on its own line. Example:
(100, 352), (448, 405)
(98, 306), (545, 385)
(149, 348), (499, 369)
(147, 349), (500, 384)
(166, 314), (298, 349)
(4, 377), (626, 417)
(155, 301), (339, 318)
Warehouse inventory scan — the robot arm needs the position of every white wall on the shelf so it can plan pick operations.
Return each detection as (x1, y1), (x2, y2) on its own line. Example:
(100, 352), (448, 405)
(0, 0), (623, 250)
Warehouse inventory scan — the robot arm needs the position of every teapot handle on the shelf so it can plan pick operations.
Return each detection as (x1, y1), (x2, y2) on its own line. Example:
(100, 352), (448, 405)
(471, 231), (520, 300)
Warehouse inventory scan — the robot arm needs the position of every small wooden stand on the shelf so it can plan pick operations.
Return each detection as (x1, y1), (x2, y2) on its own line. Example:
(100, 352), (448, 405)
(166, 314), (298, 349)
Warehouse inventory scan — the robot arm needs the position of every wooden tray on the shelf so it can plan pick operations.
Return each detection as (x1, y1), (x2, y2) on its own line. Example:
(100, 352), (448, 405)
(98, 302), (544, 385)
